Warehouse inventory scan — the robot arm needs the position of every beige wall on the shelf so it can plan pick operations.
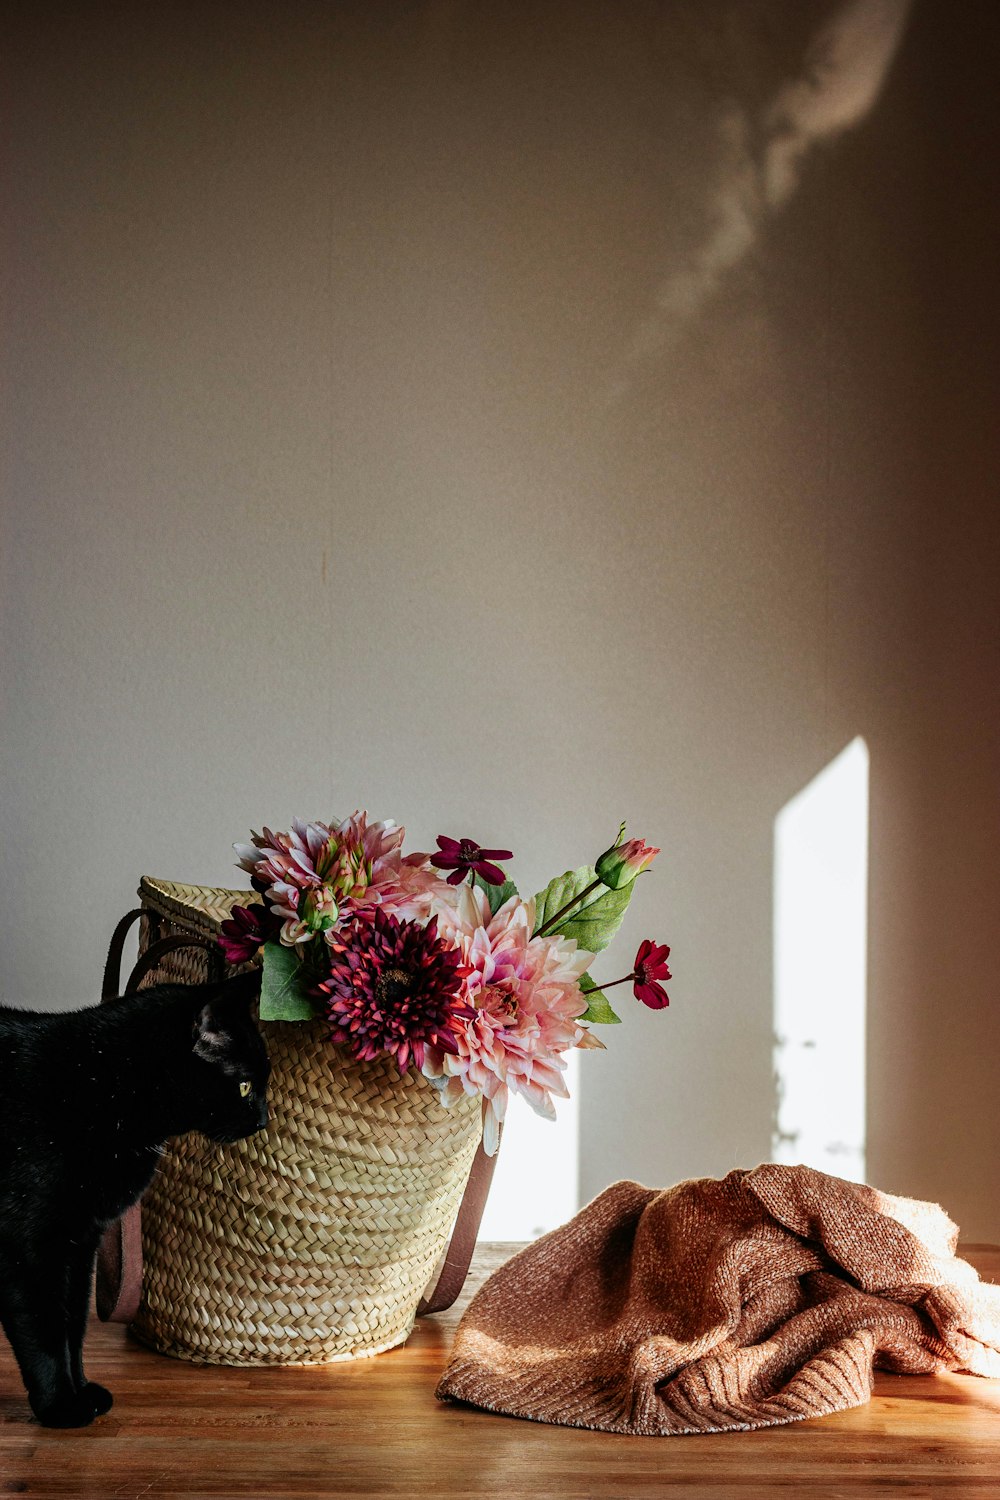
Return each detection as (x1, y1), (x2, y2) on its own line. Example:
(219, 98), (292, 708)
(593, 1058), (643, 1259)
(3, 2), (998, 1235)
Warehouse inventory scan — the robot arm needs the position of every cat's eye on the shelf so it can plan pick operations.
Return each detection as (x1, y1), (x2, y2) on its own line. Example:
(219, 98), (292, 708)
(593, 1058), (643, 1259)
(239, 1080), (253, 1098)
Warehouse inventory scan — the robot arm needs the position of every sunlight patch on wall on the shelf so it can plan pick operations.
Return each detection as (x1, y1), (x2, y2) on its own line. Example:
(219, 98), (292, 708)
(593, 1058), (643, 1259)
(772, 737), (869, 1181)
(478, 1052), (579, 1241)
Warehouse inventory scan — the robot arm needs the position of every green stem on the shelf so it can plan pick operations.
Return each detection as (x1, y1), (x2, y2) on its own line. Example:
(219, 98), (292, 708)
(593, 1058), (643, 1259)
(535, 877), (604, 937)
(592, 973), (635, 992)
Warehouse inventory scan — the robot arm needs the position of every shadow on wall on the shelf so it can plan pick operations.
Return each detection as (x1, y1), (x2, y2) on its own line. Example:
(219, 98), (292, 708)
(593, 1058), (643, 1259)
(616, 0), (912, 392)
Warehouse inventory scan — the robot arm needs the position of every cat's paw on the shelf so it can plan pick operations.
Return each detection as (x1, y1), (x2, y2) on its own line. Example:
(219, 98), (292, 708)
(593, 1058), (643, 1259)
(80, 1382), (114, 1418)
(32, 1383), (114, 1428)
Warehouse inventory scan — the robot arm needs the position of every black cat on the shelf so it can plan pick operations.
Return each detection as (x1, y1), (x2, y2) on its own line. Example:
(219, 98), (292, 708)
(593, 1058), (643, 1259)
(0, 970), (270, 1427)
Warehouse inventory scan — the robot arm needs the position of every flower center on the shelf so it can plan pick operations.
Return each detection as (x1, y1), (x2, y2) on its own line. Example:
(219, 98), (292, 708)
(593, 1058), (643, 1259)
(375, 967), (414, 1009)
(478, 982), (518, 1020)
(458, 839), (480, 862)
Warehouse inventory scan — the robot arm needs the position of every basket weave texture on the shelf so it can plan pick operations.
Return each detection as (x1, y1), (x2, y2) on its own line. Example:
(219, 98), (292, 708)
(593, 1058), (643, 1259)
(130, 877), (482, 1366)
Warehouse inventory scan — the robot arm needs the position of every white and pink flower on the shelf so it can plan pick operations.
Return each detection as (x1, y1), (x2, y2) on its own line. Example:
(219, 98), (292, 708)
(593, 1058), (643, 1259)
(231, 812), (667, 1146)
(421, 884), (594, 1155)
(235, 813), (445, 944)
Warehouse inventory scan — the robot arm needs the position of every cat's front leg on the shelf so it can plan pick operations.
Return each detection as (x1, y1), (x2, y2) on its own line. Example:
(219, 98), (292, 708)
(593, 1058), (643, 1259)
(65, 1233), (112, 1419)
(0, 1250), (108, 1428)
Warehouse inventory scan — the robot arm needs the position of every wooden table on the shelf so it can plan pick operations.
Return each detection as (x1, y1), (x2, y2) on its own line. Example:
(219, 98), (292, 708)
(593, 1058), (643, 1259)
(2, 1245), (999, 1499)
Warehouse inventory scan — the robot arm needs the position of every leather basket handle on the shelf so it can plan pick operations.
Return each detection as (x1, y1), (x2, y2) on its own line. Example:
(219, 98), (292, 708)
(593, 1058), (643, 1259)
(101, 908), (144, 1000)
(417, 1119), (501, 1316)
(96, 918), (223, 1323)
(125, 933), (225, 994)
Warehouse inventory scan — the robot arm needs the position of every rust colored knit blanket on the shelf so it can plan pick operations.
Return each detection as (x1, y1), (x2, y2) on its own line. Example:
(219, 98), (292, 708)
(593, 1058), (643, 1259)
(437, 1165), (1000, 1434)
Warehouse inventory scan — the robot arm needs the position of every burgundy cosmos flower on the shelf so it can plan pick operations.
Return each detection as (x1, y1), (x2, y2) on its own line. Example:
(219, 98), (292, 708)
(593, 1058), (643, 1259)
(218, 903), (280, 965)
(431, 835), (513, 887)
(632, 939), (671, 1010)
(319, 908), (471, 1072)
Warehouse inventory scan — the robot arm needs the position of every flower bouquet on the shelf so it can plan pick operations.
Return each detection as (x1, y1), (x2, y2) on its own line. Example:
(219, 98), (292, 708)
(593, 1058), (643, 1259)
(125, 812), (669, 1368)
(221, 813), (671, 1156)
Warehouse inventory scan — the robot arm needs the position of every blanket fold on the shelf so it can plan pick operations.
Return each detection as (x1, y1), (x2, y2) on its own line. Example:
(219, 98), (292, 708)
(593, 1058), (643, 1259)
(436, 1165), (1000, 1434)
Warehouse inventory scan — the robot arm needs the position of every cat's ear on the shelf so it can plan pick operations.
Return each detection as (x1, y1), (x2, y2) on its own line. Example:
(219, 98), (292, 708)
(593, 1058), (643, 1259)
(192, 971), (260, 1063)
(193, 1001), (232, 1063)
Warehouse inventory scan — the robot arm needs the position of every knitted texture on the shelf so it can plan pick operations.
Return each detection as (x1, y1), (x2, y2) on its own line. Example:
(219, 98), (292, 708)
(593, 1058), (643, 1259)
(438, 1165), (1000, 1434)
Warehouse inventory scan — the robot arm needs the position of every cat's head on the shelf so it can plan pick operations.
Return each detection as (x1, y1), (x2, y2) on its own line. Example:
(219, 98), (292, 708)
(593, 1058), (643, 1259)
(187, 971), (272, 1143)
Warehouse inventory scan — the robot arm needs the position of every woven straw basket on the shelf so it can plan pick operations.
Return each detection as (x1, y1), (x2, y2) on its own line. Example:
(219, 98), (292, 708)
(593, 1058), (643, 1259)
(122, 877), (483, 1366)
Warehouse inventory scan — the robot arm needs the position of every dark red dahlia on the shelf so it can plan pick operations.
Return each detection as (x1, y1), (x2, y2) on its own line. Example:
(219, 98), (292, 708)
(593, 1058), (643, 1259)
(430, 835), (513, 887)
(319, 908), (471, 1072)
(218, 902), (280, 965)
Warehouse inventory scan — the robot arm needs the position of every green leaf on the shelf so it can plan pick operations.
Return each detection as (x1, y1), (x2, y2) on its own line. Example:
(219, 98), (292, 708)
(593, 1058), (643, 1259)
(579, 971), (622, 1024)
(474, 872), (519, 915)
(533, 865), (594, 933)
(533, 865), (634, 953)
(259, 941), (317, 1022)
(561, 883), (632, 952)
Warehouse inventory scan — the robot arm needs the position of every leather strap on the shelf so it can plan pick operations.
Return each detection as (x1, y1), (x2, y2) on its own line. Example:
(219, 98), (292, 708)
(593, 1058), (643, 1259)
(94, 1196), (145, 1323)
(96, 924), (223, 1324)
(124, 933), (224, 994)
(417, 1120), (501, 1315)
(101, 908), (144, 999)
(97, 909), (145, 1323)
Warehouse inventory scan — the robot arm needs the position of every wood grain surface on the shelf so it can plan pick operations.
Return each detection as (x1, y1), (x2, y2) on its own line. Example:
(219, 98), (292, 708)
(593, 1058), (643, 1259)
(1, 1244), (998, 1500)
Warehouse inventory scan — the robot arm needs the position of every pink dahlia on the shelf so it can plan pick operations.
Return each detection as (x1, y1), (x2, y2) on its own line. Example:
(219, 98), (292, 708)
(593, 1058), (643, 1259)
(234, 813), (444, 945)
(318, 908), (470, 1073)
(422, 885), (593, 1154)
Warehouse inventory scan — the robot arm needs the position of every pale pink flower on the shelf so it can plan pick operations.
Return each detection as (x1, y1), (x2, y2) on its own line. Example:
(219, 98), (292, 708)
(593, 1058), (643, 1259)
(422, 884), (594, 1154)
(234, 813), (447, 946)
(390, 851), (452, 924)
